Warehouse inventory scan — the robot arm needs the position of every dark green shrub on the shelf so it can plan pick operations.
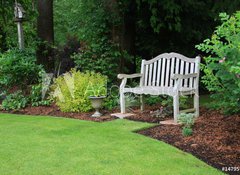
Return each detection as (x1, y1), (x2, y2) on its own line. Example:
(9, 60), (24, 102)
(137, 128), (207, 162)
(1, 91), (28, 110)
(196, 12), (240, 114)
(0, 49), (43, 89)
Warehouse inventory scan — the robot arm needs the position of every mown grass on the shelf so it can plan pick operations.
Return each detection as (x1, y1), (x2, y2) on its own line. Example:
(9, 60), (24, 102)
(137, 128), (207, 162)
(0, 113), (223, 175)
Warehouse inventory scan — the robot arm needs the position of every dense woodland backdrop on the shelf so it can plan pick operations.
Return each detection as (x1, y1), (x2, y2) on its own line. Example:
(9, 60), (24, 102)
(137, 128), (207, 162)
(1, 0), (239, 75)
(0, 0), (240, 114)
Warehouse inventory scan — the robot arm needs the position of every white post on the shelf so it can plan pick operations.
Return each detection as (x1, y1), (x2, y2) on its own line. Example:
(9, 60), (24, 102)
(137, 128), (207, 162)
(173, 94), (179, 123)
(119, 78), (127, 113)
(17, 21), (24, 50)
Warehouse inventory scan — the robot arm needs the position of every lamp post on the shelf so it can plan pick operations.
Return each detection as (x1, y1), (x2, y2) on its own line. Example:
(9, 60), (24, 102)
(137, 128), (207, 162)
(14, 1), (25, 50)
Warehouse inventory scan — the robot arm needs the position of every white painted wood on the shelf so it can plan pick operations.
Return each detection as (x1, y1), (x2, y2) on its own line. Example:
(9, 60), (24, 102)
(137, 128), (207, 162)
(165, 59), (170, 87)
(161, 58), (166, 86)
(144, 52), (196, 64)
(170, 57), (175, 87)
(118, 53), (200, 123)
(148, 63), (153, 86)
(180, 60), (185, 87)
(184, 62), (190, 87)
(140, 95), (144, 111)
(144, 65), (149, 86)
(140, 60), (146, 86)
(156, 59), (161, 86)
(189, 63), (194, 88)
(173, 94), (179, 123)
(152, 62), (157, 86)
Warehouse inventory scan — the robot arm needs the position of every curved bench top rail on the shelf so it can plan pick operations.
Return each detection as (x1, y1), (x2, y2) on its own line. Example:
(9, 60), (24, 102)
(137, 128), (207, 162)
(143, 52), (197, 65)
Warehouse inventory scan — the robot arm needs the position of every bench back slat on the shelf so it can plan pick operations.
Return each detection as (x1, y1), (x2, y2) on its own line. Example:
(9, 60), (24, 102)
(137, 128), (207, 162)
(156, 59), (161, 86)
(160, 58), (166, 87)
(141, 52), (200, 89)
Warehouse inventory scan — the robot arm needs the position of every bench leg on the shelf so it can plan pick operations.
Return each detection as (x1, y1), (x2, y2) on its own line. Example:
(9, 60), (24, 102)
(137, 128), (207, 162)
(140, 95), (144, 111)
(194, 93), (199, 117)
(120, 92), (126, 113)
(173, 95), (179, 123)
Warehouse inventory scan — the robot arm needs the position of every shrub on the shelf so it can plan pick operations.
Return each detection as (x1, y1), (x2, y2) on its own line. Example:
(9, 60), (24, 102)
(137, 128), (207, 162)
(182, 127), (193, 137)
(178, 113), (195, 128)
(52, 69), (107, 112)
(29, 84), (52, 107)
(178, 113), (195, 137)
(1, 91), (28, 110)
(196, 12), (240, 114)
(0, 49), (43, 90)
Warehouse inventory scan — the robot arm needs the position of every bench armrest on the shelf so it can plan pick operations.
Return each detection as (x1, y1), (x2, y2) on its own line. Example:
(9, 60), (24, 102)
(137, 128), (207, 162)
(118, 73), (143, 79)
(171, 73), (198, 80)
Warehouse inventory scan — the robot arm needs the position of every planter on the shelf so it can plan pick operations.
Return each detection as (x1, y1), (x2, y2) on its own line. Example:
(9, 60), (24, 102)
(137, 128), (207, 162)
(89, 96), (106, 117)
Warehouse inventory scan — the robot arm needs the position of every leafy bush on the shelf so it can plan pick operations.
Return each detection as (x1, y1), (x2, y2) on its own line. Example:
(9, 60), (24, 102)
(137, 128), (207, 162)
(196, 12), (240, 114)
(29, 84), (51, 107)
(0, 49), (43, 89)
(52, 69), (107, 112)
(1, 91), (28, 110)
(178, 113), (195, 128)
(178, 113), (195, 137)
(182, 127), (193, 137)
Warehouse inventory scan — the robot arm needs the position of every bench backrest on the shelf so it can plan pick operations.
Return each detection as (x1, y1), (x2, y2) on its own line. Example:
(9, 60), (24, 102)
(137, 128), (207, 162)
(140, 53), (200, 89)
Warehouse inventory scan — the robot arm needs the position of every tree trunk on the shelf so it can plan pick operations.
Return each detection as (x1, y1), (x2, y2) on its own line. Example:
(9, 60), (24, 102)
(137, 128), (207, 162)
(36, 0), (54, 73)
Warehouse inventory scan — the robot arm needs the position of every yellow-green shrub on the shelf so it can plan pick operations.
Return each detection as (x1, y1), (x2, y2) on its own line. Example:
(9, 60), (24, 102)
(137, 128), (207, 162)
(52, 69), (107, 112)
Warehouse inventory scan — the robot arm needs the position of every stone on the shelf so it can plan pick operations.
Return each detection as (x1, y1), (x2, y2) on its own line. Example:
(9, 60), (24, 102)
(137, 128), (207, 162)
(159, 119), (180, 125)
(111, 113), (135, 119)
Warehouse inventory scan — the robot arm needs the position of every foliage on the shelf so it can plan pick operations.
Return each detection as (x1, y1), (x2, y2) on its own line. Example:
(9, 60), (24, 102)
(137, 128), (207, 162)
(145, 95), (188, 109)
(178, 113), (195, 137)
(52, 69), (107, 112)
(0, 49), (43, 90)
(55, 0), (124, 81)
(29, 84), (51, 107)
(182, 127), (193, 137)
(178, 113), (195, 128)
(1, 91), (28, 110)
(135, 0), (240, 58)
(196, 11), (240, 114)
(0, 0), (38, 51)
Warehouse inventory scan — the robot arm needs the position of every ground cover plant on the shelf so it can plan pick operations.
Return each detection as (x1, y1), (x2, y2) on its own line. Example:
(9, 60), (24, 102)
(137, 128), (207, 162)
(0, 113), (223, 175)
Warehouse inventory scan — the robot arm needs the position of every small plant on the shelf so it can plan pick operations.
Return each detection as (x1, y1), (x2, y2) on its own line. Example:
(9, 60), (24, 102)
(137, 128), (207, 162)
(85, 78), (107, 97)
(1, 91), (28, 110)
(178, 113), (195, 137)
(182, 127), (193, 137)
(29, 84), (51, 107)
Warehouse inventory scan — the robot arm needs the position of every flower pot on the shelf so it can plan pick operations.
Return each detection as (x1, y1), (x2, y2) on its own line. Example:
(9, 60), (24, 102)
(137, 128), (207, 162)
(89, 96), (106, 117)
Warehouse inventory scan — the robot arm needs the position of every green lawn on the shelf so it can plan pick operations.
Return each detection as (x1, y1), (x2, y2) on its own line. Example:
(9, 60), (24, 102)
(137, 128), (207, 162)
(0, 113), (223, 175)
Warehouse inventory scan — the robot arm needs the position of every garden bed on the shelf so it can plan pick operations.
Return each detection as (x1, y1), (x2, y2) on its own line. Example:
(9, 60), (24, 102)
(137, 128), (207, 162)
(0, 104), (117, 122)
(137, 108), (240, 175)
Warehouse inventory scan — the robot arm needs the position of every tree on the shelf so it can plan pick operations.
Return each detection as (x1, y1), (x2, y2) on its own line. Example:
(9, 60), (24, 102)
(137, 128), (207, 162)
(37, 0), (54, 72)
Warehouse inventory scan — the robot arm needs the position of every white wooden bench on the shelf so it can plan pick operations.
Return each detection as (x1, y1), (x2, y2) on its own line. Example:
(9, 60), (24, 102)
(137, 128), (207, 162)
(118, 52), (200, 122)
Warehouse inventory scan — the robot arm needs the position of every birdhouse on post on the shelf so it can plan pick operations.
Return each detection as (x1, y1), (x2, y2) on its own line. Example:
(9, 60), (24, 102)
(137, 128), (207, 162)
(14, 2), (25, 50)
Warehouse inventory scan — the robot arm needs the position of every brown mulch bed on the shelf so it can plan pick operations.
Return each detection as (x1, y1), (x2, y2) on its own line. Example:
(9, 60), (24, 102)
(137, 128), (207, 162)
(126, 105), (171, 123)
(0, 104), (117, 122)
(137, 108), (240, 175)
